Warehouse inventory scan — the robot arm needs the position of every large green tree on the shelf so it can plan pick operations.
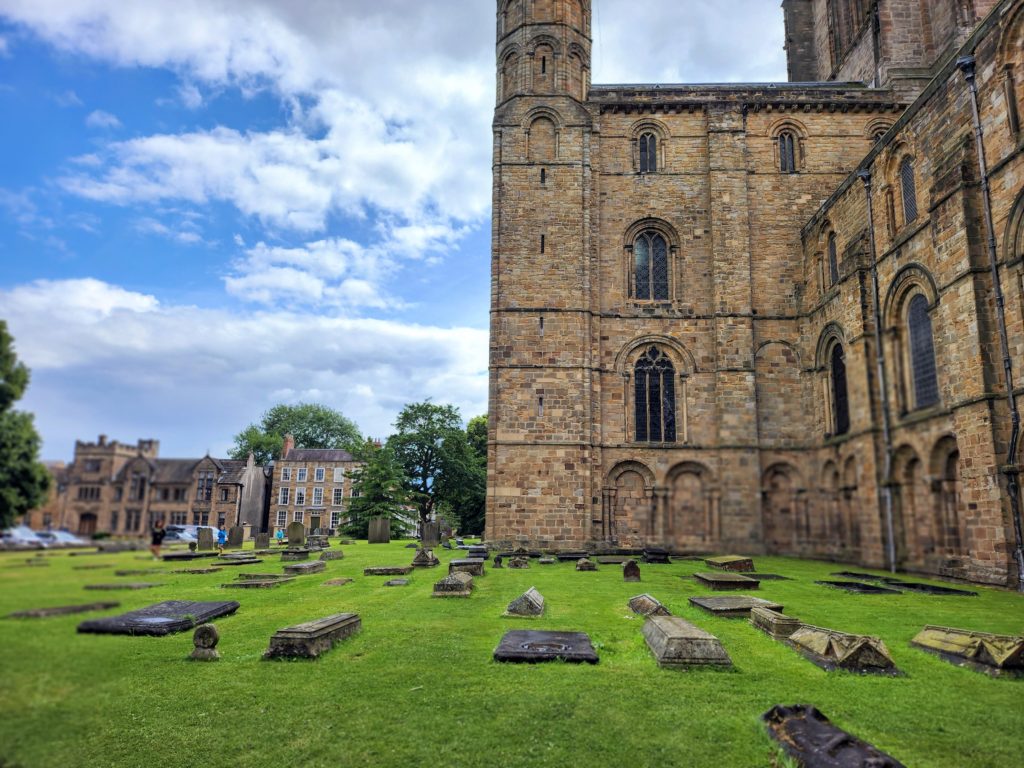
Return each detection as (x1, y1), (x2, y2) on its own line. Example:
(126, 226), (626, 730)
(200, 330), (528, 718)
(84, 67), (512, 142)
(344, 442), (410, 538)
(230, 403), (362, 464)
(0, 321), (50, 529)
(388, 402), (486, 533)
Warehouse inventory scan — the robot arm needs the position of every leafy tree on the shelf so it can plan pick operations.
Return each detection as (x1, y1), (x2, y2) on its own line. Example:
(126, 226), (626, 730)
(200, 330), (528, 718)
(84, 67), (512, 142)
(0, 321), (50, 529)
(388, 401), (487, 534)
(345, 443), (409, 538)
(230, 403), (362, 464)
(466, 414), (488, 461)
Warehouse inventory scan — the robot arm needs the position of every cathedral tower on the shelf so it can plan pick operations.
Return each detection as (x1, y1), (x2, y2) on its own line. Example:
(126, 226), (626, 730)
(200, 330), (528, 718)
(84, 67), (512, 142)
(487, 0), (595, 546)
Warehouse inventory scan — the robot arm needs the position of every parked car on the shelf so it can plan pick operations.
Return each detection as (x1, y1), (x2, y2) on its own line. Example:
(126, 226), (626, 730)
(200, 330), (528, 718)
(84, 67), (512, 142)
(36, 531), (89, 548)
(1, 526), (49, 550)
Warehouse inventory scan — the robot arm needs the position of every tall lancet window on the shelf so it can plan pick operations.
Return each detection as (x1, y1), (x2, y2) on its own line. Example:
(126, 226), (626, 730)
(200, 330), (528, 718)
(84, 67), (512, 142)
(635, 347), (677, 443)
(634, 231), (669, 301)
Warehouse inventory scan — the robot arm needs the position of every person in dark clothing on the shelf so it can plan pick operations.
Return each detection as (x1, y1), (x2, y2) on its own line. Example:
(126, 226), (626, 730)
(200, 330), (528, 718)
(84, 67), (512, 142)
(150, 518), (167, 560)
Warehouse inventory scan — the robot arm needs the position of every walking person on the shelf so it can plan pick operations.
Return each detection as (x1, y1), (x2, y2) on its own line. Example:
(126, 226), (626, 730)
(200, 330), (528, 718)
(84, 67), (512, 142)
(216, 524), (227, 554)
(149, 518), (167, 560)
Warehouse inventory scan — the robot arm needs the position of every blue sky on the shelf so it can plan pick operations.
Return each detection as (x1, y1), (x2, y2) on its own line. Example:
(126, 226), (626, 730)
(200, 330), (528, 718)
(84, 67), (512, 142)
(0, 0), (786, 461)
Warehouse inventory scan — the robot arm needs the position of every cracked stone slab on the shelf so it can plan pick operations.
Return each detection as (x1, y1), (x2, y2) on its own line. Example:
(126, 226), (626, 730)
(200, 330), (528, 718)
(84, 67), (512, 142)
(77, 600), (239, 637)
(815, 580), (902, 595)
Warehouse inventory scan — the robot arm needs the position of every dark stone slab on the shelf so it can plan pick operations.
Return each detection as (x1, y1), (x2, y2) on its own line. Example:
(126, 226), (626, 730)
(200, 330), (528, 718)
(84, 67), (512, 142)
(597, 556), (630, 564)
(405, 543), (418, 549)
(693, 573), (760, 591)
(323, 578), (354, 587)
(222, 577), (296, 589)
(84, 583), (163, 591)
(689, 596), (783, 618)
(628, 594), (672, 617)
(889, 582), (977, 596)
(173, 567), (224, 575)
(320, 550), (345, 562)
(911, 625), (1024, 676)
(642, 548), (671, 565)
(493, 630), (598, 664)
(623, 560), (641, 582)
(364, 566), (413, 576)
(114, 569), (165, 576)
(555, 551), (590, 562)
(162, 552), (220, 562)
(497, 549), (543, 559)
(71, 564), (111, 571)
(741, 573), (791, 581)
(264, 613), (361, 659)
(283, 560), (326, 576)
(77, 600), (240, 636)
(280, 549), (311, 562)
(832, 571), (888, 581)
(642, 615), (732, 668)
(7, 602), (120, 619)
(763, 705), (906, 768)
(384, 578), (409, 587)
(505, 587), (545, 617)
(215, 558), (263, 567)
(815, 580), (902, 595)
(704, 555), (754, 572)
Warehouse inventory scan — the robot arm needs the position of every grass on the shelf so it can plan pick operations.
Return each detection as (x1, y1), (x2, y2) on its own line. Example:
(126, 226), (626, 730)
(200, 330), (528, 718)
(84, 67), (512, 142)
(0, 542), (1022, 768)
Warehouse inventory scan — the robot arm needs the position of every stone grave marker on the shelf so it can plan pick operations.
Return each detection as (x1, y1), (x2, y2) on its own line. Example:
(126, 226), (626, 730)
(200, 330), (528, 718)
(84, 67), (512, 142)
(281, 549), (310, 562)
(815, 580), (901, 595)
(263, 613), (361, 660)
(832, 571), (887, 581)
(384, 579), (409, 587)
(226, 526), (244, 549)
(162, 551), (220, 562)
(555, 550), (589, 562)
(741, 572), (790, 581)
(788, 625), (899, 674)
(7, 602), (120, 619)
(623, 560), (641, 582)
(422, 522), (441, 548)
(114, 569), (165, 576)
(576, 558), (597, 572)
(222, 576), (296, 589)
(364, 565), (413, 576)
(173, 567), (224, 575)
(307, 534), (330, 550)
(493, 630), (598, 664)
(287, 521), (306, 548)
(888, 581), (977, 596)
(77, 600), (240, 636)
(411, 548), (440, 568)
(433, 572), (473, 598)
(505, 587), (545, 617)
(596, 556), (630, 565)
(283, 560), (326, 576)
(642, 548), (671, 564)
(763, 705), (907, 768)
(190, 624), (220, 661)
(323, 578), (354, 587)
(255, 533), (271, 550)
(628, 594), (672, 617)
(215, 556), (263, 567)
(492, 555), (504, 569)
(84, 582), (163, 591)
(693, 572), (760, 591)
(449, 559), (485, 577)
(704, 555), (755, 572)
(689, 595), (783, 618)
(751, 606), (802, 640)
(442, 541), (453, 550)
(320, 550), (345, 562)
(911, 626), (1024, 676)
(368, 517), (391, 544)
(538, 557), (555, 565)
(508, 556), (529, 569)
(197, 528), (214, 551)
(642, 615), (732, 669)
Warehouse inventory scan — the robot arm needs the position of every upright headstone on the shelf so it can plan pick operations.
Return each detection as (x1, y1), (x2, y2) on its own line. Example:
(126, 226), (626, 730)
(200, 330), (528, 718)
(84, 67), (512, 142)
(422, 522), (441, 548)
(287, 521), (305, 548)
(190, 624), (220, 661)
(368, 517), (391, 544)
(226, 526), (244, 550)
(255, 533), (271, 550)
(197, 528), (214, 552)
(623, 560), (641, 582)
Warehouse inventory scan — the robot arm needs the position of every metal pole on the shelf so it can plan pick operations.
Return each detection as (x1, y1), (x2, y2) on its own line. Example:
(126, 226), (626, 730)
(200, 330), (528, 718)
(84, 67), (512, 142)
(958, 55), (1024, 592)
(858, 169), (898, 573)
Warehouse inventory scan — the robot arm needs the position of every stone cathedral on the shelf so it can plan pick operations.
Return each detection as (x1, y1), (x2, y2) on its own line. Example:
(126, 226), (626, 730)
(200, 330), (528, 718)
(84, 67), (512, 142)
(486, 0), (1024, 587)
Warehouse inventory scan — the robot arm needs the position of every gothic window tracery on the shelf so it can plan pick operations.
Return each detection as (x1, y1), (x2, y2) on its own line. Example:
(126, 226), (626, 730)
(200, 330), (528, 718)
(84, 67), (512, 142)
(827, 232), (840, 286)
(635, 347), (677, 443)
(829, 342), (850, 436)
(908, 294), (939, 409)
(900, 157), (918, 224)
(633, 231), (670, 301)
(639, 132), (657, 174)
(779, 130), (798, 173)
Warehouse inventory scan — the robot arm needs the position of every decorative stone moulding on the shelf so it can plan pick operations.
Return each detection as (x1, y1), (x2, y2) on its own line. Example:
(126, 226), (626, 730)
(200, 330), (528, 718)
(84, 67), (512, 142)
(433, 572), (474, 598)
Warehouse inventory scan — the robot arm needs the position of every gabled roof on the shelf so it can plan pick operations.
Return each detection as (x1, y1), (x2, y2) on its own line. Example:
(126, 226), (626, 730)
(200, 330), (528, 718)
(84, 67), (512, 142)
(284, 448), (356, 463)
(152, 459), (200, 484)
(216, 460), (248, 485)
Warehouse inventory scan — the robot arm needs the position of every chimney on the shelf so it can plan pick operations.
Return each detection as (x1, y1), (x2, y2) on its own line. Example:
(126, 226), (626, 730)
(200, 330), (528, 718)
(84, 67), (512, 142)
(282, 434), (295, 459)
(98, 434), (108, 446)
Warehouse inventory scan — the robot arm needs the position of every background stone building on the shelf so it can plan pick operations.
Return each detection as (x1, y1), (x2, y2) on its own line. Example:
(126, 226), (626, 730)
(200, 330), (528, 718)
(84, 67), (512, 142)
(487, 0), (1024, 586)
(29, 434), (269, 536)
(270, 434), (362, 533)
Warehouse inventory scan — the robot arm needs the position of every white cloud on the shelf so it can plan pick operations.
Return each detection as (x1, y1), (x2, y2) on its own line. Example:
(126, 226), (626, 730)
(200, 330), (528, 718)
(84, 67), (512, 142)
(2, 278), (488, 456)
(134, 216), (206, 245)
(52, 89), (83, 107)
(85, 109), (121, 129)
(177, 82), (203, 109)
(0, 34), (9, 57)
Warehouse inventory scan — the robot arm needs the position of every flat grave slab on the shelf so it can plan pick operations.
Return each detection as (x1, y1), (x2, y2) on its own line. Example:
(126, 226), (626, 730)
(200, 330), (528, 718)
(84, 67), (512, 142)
(889, 582), (977, 596)
(596, 556), (630, 565)
(384, 579), (409, 587)
(689, 596), (783, 618)
(911, 625), (1024, 676)
(741, 572), (790, 581)
(815, 580), (901, 595)
(433, 572), (473, 598)
(642, 548), (671, 564)
(832, 571), (888, 581)
(114, 569), (165, 576)
(7, 602), (120, 619)
(693, 572), (760, 591)
(71, 565), (111, 571)
(763, 705), (906, 768)
(555, 551), (590, 562)
(538, 557), (556, 565)
(323, 578), (354, 587)
(449, 559), (485, 577)
(751, 606), (802, 640)
(575, 558), (597, 571)
(628, 594), (672, 617)
(283, 560), (327, 576)
(319, 550), (345, 562)
(788, 625), (899, 674)
(162, 552), (219, 562)
(173, 567), (223, 575)
(493, 630), (598, 664)
(280, 549), (311, 562)
(642, 615), (732, 669)
(222, 577), (296, 589)
(364, 566), (414, 576)
(505, 587), (545, 617)
(84, 583), (163, 591)
(215, 558), (263, 567)
(264, 612), (361, 660)
(704, 555), (754, 572)
(77, 600), (240, 636)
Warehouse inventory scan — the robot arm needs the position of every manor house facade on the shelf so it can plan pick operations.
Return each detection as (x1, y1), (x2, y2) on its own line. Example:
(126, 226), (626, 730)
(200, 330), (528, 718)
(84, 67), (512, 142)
(486, 0), (1024, 586)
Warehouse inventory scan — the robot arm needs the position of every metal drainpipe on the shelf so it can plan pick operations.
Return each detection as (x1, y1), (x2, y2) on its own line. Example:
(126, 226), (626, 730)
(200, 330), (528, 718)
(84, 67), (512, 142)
(958, 55), (1024, 592)
(858, 169), (898, 574)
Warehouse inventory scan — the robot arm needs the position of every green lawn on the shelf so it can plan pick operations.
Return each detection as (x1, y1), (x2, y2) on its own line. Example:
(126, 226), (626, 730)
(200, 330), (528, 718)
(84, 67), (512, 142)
(0, 542), (1021, 768)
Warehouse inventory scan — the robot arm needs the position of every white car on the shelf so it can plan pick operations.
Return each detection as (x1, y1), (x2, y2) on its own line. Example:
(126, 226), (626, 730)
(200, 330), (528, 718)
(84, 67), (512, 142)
(1, 526), (50, 550)
(36, 531), (89, 548)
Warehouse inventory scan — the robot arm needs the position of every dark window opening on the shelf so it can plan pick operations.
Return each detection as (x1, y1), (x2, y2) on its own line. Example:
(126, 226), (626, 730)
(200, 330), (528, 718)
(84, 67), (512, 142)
(634, 231), (669, 301)
(779, 131), (797, 173)
(908, 294), (939, 409)
(538, 396), (544, 417)
(828, 233), (840, 286)
(635, 347), (677, 443)
(540, 235), (545, 254)
(541, 56), (547, 74)
(830, 344), (850, 436)
(900, 158), (918, 224)
(639, 132), (657, 174)
(540, 168), (547, 185)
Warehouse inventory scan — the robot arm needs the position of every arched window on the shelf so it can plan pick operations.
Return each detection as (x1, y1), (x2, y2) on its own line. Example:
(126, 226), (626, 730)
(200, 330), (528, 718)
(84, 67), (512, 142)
(633, 231), (669, 301)
(873, 128), (887, 143)
(502, 52), (520, 100)
(779, 131), (797, 173)
(900, 157), (918, 224)
(830, 343), (850, 436)
(635, 347), (676, 443)
(639, 132), (657, 174)
(908, 294), (939, 409)
(827, 232), (839, 286)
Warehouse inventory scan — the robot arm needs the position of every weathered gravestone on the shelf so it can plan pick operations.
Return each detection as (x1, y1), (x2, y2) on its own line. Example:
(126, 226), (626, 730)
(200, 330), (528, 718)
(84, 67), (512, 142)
(493, 630), (599, 664)
(492, 555), (504, 569)
(628, 594), (672, 617)
(320, 550), (345, 561)
(323, 578), (354, 587)
(694, 572), (760, 591)
(287, 522), (305, 548)
(911, 625), (1024, 675)
(576, 558), (597, 572)
(538, 557), (555, 565)
(77, 600), (240, 636)
(642, 615), (733, 669)
(788, 625), (899, 674)
(642, 548), (671, 564)
(283, 560), (327, 576)
(449, 559), (485, 577)
(84, 582), (163, 591)
(190, 624), (220, 661)
(751, 606), (802, 640)
(280, 549), (310, 562)
(623, 560), (641, 582)
(364, 566), (413, 576)
(705, 555), (755, 572)
(422, 522), (441, 548)
(763, 705), (907, 768)
(7, 602), (119, 619)
(255, 533), (271, 550)
(384, 579), (409, 587)
(368, 517), (391, 544)
(263, 613), (361, 660)
(689, 596), (783, 618)
(433, 572), (473, 598)
(411, 548), (440, 568)
(505, 587), (545, 617)
(216, 556), (263, 566)
(197, 527), (214, 552)
(508, 556), (529, 569)
(222, 576), (295, 589)
(226, 526), (244, 549)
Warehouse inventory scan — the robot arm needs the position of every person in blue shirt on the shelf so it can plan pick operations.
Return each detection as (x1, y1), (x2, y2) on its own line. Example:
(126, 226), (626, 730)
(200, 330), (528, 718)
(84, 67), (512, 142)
(275, 529), (285, 544)
(216, 525), (227, 554)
